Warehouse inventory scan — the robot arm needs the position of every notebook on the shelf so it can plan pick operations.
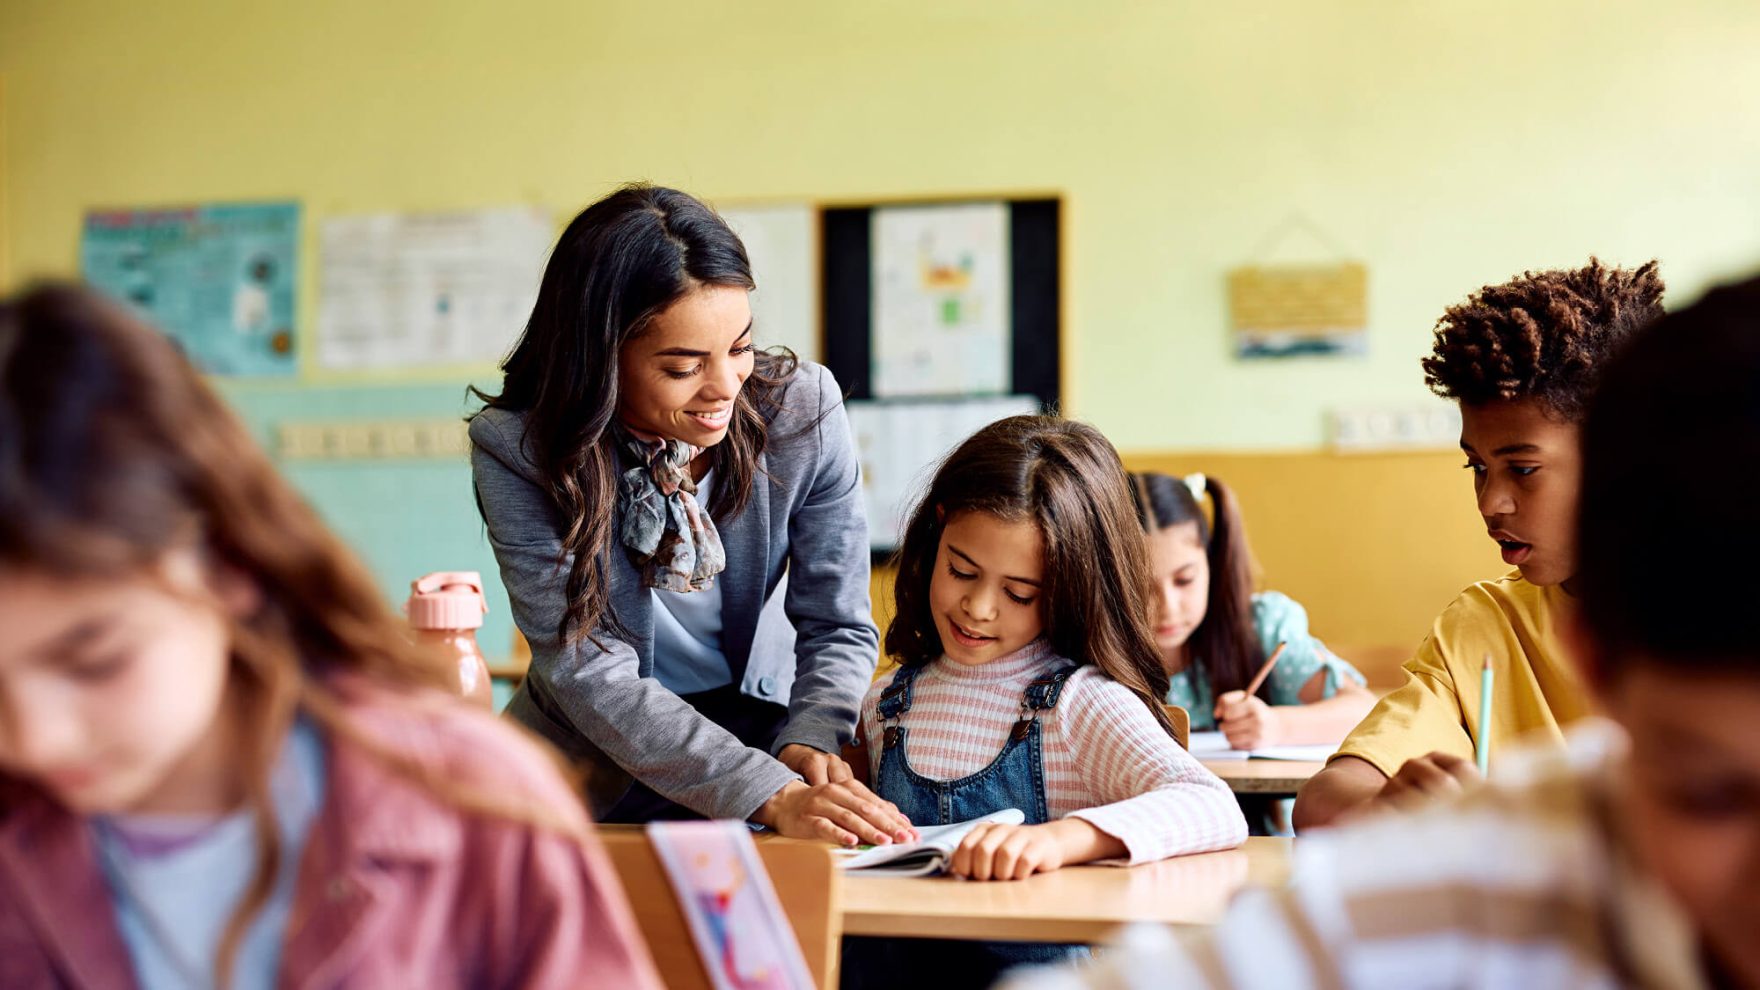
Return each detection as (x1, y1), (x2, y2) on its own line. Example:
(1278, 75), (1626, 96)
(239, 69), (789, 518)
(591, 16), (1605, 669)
(647, 821), (816, 990)
(1187, 730), (1337, 762)
(834, 808), (1026, 877)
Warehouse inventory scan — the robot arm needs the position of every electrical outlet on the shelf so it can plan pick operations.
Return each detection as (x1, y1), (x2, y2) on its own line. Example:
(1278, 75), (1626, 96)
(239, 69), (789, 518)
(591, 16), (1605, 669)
(1329, 404), (1460, 452)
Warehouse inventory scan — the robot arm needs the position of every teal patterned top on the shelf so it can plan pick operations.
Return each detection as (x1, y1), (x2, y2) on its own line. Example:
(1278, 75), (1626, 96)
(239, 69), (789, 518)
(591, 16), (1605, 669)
(1165, 591), (1366, 730)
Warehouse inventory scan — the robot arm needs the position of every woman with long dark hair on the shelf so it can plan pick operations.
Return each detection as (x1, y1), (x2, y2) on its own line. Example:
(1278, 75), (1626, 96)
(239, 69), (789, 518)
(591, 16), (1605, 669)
(471, 184), (912, 844)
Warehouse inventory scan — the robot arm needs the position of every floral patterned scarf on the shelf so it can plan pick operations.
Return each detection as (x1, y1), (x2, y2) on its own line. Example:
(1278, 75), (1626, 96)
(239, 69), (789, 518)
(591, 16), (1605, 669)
(613, 423), (727, 592)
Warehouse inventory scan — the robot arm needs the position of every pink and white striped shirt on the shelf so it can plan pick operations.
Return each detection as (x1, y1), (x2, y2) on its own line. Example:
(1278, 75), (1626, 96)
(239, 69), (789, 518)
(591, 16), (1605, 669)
(860, 640), (1248, 865)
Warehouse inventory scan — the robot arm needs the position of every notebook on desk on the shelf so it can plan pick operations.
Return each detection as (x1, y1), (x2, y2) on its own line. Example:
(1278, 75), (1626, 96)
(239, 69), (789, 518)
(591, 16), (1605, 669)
(1187, 730), (1335, 762)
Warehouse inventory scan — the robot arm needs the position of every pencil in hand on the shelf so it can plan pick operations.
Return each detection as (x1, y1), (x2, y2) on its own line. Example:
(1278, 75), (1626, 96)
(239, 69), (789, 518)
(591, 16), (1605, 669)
(1214, 642), (1288, 749)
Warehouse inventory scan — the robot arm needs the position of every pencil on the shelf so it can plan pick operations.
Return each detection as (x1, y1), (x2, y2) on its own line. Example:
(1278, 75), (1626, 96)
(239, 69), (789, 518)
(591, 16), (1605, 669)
(1475, 653), (1494, 774)
(1242, 641), (1289, 698)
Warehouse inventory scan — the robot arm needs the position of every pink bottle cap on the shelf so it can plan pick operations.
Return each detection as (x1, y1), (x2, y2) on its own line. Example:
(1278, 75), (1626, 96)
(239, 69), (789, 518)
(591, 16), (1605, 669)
(407, 571), (488, 630)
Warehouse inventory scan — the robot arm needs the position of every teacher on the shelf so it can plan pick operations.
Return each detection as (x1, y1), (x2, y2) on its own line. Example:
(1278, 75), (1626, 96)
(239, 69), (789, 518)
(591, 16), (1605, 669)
(469, 185), (911, 846)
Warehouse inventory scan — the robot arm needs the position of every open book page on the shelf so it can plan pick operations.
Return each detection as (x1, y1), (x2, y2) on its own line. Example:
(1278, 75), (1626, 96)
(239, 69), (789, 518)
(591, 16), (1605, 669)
(1187, 730), (1336, 762)
(836, 808), (1027, 876)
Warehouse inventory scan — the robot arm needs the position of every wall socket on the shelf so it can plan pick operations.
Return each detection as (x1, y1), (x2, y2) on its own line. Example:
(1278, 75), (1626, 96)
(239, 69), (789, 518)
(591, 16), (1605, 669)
(276, 419), (472, 461)
(1328, 404), (1461, 453)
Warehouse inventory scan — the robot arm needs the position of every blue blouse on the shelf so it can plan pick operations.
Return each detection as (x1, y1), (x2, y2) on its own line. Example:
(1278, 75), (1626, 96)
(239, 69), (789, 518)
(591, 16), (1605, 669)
(1165, 591), (1366, 730)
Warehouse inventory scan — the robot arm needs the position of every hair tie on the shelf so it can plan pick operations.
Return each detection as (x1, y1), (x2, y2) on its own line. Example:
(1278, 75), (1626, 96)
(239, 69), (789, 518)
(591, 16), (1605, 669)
(1183, 472), (1207, 501)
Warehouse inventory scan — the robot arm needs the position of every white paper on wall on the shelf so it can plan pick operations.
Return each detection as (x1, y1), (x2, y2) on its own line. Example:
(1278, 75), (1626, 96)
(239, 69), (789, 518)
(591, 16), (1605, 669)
(317, 206), (554, 370)
(847, 395), (1042, 551)
(719, 203), (819, 363)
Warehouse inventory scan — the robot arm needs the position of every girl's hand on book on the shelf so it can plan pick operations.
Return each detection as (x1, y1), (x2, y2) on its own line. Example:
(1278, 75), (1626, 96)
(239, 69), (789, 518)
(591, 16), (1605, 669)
(948, 819), (1123, 881)
(755, 779), (916, 847)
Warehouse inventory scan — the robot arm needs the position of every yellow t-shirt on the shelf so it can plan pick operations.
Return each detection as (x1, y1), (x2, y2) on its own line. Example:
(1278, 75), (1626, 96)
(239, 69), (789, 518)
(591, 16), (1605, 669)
(1333, 572), (1594, 778)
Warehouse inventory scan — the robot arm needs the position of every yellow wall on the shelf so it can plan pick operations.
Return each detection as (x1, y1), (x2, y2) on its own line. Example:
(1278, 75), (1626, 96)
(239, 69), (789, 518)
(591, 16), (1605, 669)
(6, 1), (1760, 441)
(5, 1), (1759, 653)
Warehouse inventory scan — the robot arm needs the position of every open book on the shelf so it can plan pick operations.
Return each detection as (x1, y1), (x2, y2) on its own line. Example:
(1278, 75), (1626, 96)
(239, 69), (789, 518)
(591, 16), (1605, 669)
(1187, 730), (1337, 762)
(836, 808), (1026, 877)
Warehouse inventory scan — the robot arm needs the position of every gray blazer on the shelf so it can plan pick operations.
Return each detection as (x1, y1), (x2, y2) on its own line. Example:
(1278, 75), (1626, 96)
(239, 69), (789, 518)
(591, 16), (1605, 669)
(469, 361), (877, 820)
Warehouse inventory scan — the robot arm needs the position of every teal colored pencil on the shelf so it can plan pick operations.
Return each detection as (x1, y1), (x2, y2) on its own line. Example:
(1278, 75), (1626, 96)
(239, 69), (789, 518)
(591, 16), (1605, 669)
(1475, 654), (1494, 774)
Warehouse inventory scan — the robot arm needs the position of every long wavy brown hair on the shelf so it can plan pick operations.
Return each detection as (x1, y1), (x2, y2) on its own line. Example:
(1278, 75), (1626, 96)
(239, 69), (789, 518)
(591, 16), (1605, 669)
(0, 285), (583, 987)
(886, 416), (1177, 737)
(470, 184), (799, 646)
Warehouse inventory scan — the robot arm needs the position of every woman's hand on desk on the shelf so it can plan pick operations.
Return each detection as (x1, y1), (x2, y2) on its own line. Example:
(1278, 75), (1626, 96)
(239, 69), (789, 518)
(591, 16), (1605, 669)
(948, 819), (1127, 881)
(779, 743), (856, 785)
(753, 778), (916, 847)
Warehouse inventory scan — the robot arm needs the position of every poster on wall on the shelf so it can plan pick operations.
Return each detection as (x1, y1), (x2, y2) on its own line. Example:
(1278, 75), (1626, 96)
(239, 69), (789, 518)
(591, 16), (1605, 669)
(1228, 261), (1368, 359)
(80, 201), (301, 376)
(847, 395), (1041, 551)
(871, 202), (1011, 397)
(720, 203), (819, 363)
(316, 206), (554, 370)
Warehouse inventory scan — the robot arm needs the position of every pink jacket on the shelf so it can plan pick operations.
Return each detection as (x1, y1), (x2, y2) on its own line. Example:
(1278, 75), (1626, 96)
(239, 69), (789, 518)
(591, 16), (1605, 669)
(0, 684), (663, 989)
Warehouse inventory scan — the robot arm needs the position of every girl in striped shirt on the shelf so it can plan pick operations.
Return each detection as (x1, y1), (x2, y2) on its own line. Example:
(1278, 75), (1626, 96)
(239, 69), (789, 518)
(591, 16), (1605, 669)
(843, 416), (1246, 989)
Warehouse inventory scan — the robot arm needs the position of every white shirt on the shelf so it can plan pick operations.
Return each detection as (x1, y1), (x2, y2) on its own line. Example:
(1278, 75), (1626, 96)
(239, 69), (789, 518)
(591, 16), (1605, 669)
(651, 469), (735, 695)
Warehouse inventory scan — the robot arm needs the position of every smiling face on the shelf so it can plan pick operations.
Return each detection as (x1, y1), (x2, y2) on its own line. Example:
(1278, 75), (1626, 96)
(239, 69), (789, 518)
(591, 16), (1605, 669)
(0, 554), (243, 815)
(616, 284), (755, 447)
(1145, 521), (1210, 652)
(1459, 398), (1583, 587)
(928, 511), (1047, 666)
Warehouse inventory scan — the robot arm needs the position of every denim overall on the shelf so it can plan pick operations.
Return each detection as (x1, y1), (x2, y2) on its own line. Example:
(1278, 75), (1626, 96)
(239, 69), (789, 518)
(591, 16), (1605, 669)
(839, 661), (1088, 990)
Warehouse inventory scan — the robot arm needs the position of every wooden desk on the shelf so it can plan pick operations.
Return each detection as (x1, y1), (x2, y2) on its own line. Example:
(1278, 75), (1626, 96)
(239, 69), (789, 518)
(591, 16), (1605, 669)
(1200, 760), (1327, 796)
(838, 836), (1290, 942)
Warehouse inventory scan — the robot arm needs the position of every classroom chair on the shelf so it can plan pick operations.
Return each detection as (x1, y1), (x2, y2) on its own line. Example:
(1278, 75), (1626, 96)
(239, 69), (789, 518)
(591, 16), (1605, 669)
(490, 627), (532, 688)
(598, 826), (844, 989)
(1163, 705), (1191, 750)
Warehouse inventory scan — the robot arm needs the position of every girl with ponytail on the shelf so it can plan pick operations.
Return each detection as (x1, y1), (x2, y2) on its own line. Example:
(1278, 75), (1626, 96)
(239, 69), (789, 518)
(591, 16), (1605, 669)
(1129, 473), (1373, 752)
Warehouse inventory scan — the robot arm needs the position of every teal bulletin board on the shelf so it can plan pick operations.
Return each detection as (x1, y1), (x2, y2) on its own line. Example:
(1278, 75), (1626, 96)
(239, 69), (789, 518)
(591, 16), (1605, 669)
(81, 201), (300, 376)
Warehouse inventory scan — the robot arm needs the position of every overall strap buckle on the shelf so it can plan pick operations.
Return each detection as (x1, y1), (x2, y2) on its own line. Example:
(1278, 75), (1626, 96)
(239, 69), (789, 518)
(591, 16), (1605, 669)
(1010, 663), (1077, 742)
(878, 666), (920, 749)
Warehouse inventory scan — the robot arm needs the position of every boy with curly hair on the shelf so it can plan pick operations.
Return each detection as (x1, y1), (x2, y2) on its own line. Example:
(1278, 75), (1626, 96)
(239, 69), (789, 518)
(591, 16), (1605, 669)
(1008, 278), (1760, 989)
(1294, 259), (1665, 830)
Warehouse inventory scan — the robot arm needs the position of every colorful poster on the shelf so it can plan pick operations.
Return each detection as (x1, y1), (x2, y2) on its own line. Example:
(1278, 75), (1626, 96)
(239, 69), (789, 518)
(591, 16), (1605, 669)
(871, 202), (1011, 397)
(316, 206), (554, 370)
(81, 201), (300, 376)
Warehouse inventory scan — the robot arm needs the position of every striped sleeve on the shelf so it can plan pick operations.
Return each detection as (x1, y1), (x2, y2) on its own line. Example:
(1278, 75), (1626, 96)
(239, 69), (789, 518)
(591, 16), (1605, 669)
(858, 675), (887, 788)
(1057, 675), (1248, 864)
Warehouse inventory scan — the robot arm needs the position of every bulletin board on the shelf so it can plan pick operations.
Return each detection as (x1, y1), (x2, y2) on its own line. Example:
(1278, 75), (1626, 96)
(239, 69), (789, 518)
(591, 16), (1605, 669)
(821, 197), (1061, 407)
(818, 196), (1063, 551)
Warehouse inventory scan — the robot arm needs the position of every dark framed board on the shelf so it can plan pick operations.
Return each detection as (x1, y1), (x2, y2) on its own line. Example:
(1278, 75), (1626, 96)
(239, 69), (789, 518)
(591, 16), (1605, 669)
(815, 196), (1062, 552)
(821, 197), (1061, 408)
